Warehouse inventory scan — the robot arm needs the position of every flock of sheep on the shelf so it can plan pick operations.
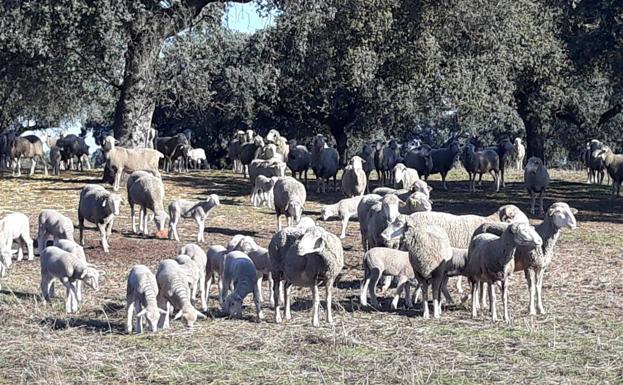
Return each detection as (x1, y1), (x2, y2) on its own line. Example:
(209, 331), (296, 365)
(2, 125), (620, 334)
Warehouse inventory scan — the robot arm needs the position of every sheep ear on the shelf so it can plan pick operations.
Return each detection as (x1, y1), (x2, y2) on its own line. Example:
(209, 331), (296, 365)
(102, 198), (107, 207)
(136, 308), (148, 317)
(173, 310), (184, 320)
(570, 208), (578, 214)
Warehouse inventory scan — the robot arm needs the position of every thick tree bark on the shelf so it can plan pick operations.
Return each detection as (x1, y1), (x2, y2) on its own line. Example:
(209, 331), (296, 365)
(330, 124), (348, 167)
(515, 89), (545, 160)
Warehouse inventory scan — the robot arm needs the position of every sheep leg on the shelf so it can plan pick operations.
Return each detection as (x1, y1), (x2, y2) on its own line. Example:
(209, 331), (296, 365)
(130, 204), (137, 233)
(359, 275), (370, 307)
(75, 280), (82, 303)
(489, 282), (497, 322)
(420, 279), (429, 319)
(456, 276), (464, 294)
(78, 216), (85, 246)
(97, 223), (109, 253)
(253, 281), (264, 321)
(274, 278), (282, 323)
(538, 191), (544, 215)
(432, 274), (443, 319)
(126, 299), (135, 334)
(471, 280), (478, 318)
(441, 172), (448, 190)
(220, 275), (230, 308)
(276, 215), (282, 231)
(380, 275), (392, 294)
(41, 274), (54, 302)
(536, 268), (546, 315)
(114, 171), (122, 192)
(404, 282), (413, 308)
(15, 156), (21, 177)
(41, 155), (48, 175)
(479, 282), (487, 310)
(392, 276), (409, 310)
(29, 157), (36, 176)
(169, 219), (180, 242)
(339, 216), (349, 239)
(326, 277), (334, 324)
(311, 283), (320, 327)
(367, 268), (382, 308)
(525, 269), (536, 315)
(268, 272), (275, 307)
(199, 273), (207, 311)
(256, 275), (264, 303)
(284, 283), (292, 321)
(502, 277), (510, 322)
(529, 190), (536, 215)
(441, 276), (454, 305)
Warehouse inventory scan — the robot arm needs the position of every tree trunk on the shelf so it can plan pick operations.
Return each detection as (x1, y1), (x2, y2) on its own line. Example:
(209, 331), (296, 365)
(112, 32), (161, 148)
(515, 89), (545, 160)
(330, 125), (348, 167)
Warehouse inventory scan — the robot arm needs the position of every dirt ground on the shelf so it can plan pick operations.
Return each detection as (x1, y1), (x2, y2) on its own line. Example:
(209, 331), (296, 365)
(0, 167), (621, 384)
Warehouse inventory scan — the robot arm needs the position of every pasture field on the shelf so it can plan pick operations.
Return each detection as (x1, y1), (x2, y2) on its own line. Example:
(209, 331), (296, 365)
(0, 168), (622, 385)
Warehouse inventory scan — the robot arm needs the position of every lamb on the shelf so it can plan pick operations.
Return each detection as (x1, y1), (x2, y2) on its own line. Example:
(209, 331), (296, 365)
(101, 136), (163, 191)
(311, 134), (339, 193)
(0, 212), (35, 262)
(37, 209), (75, 256)
(220, 251), (264, 320)
(40, 245), (102, 313)
(320, 196), (363, 239)
(251, 175), (278, 209)
(524, 157), (550, 214)
(52, 239), (87, 302)
(168, 194), (220, 242)
(126, 265), (166, 333)
(205, 244), (228, 304)
(360, 247), (415, 309)
(78, 184), (122, 253)
(188, 148), (207, 169)
(155, 259), (206, 328)
(273, 176), (307, 230)
(511, 137), (525, 170)
(392, 163), (419, 190)
(11, 135), (47, 177)
(381, 217), (453, 318)
(180, 243), (208, 309)
(227, 235), (274, 306)
(429, 141), (461, 190)
(286, 140), (311, 184)
(342, 155), (367, 197)
(127, 171), (169, 236)
(466, 222), (542, 322)
(403, 145), (433, 180)
(175, 254), (207, 311)
(269, 225), (344, 326)
(248, 158), (286, 184)
(461, 143), (500, 192)
(595, 147), (623, 196)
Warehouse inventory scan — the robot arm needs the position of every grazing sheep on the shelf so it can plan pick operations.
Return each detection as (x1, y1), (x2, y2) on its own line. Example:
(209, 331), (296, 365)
(126, 265), (166, 333)
(269, 225), (344, 326)
(466, 222), (542, 322)
(78, 184), (122, 253)
(524, 157), (550, 214)
(392, 163), (419, 190)
(342, 155), (367, 197)
(461, 143), (500, 192)
(273, 176), (307, 230)
(180, 243), (208, 308)
(101, 136), (163, 191)
(220, 251), (264, 320)
(205, 245), (228, 304)
(227, 235), (274, 306)
(248, 158), (286, 184)
(175, 254), (206, 311)
(37, 209), (75, 256)
(40, 245), (102, 313)
(511, 138), (525, 170)
(49, 146), (62, 175)
(11, 135), (47, 177)
(595, 147), (623, 196)
(52, 239), (87, 302)
(403, 145), (433, 180)
(127, 172), (169, 236)
(381, 217), (453, 318)
(168, 195), (220, 242)
(360, 247), (415, 309)
(286, 140), (311, 184)
(156, 259), (206, 328)
(251, 175), (278, 209)
(429, 142), (461, 190)
(188, 148), (207, 169)
(0, 212), (35, 262)
(239, 136), (265, 177)
(311, 134), (339, 193)
(320, 196), (363, 239)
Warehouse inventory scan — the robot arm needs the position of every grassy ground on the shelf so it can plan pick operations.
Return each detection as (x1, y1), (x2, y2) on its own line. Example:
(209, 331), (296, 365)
(0, 167), (622, 384)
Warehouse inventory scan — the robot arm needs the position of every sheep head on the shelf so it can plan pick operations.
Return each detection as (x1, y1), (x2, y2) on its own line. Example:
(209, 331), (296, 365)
(174, 305), (206, 327)
(296, 226), (326, 255)
(548, 202), (578, 230)
(101, 136), (116, 152)
(497, 205), (529, 224)
(381, 215), (409, 243)
(509, 223), (542, 248)
(137, 306), (167, 332)
(406, 192), (432, 212)
(381, 194), (401, 223)
(349, 155), (365, 169)
(594, 147), (611, 161)
(224, 293), (243, 317)
(153, 211), (169, 234)
(208, 194), (220, 207)
(103, 193), (122, 216)
(525, 157), (544, 174)
(81, 266), (103, 291)
(237, 236), (259, 254)
(244, 129), (255, 142)
(286, 201), (304, 225)
(320, 206), (331, 221)
(313, 134), (327, 150)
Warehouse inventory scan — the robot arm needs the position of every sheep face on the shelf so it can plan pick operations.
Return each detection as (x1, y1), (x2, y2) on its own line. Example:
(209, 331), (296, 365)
(286, 201), (304, 225)
(525, 157), (544, 174)
(313, 135), (326, 150)
(153, 212), (169, 232)
(548, 203), (578, 230)
(137, 306), (165, 332)
(102, 136), (116, 151)
(208, 194), (220, 206)
(381, 215), (409, 243)
(498, 205), (529, 224)
(510, 223), (542, 248)
(296, 227), (326, 255)
(381, 195), (400, 223)
(320, 207), (331, 221)
(174, 306), (205, 327)
(244, 130), (255, 142)
(224, 293), (243, 317)
(104, 194), (122, 216)
(82, 267), (102, 291)
(349, 156), (365, 169)
(407, 192), (432, 212)
(594, 148), (611, 161)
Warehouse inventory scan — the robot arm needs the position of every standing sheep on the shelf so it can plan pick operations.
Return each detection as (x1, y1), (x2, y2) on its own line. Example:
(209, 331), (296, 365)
(311, 134), (339, 193)
(251, 175), (278, 209)
(512, 137), (526, 170)
(0, 212), (35, 262)
(77, 184), (122, 253)
(101, 136), (163, 191)
(286, 140), (311, 184)
(466, 222), (542, 322)
(11, 135), (48, 177)
(360, 247), (415, 309)
(392, 163), (419, 190)
(403, 145), (433, 180)
(595, 147), (623, 196)
(180, 243), (209, 310)
(524, 157), (550, 214)
(126, 265), (166, 333)
(228, 130), (247, 173)
(273, 177), (307, 230)
(156, 259), (206, 328)
(127, 172), (169, 237)
(461, 143), (500, 192)
(269, 225), (344, 326)
(342, 155), (367, 197)
(205, 244), (228, 304)
(320, 196), (363, 239)
(360, 143), (376, 191)
(220, 251), (264, 320)
(239, 136), (265, 177)
(168, 194), (220, 242)
(37, 209), (75, 256)
(429, 141), (461, 190)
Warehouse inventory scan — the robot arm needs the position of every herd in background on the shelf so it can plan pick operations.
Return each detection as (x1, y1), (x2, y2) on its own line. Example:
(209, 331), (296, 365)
(0, 126), (585, 335)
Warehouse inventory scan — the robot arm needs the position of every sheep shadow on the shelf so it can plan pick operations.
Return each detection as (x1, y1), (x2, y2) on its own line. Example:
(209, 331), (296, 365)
(204, 226), (257, 237)
(40, 317), (125, 334)
(0, 289), (40, 301)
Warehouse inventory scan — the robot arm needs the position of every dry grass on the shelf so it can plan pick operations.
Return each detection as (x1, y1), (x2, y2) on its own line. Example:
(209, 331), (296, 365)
(0, 167), (622, 385)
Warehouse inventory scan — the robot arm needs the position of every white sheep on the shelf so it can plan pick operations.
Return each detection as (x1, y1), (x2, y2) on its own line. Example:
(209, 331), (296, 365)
(126, 264), (166, 333)
(101, 136), (163, 191)
(0, 212), (34, 262)
(360, 247), (415, 309)
(227, 235), (274, 306)
(188, 148), (207, 169)
(251, 175), (278, 209)
(392, 163), (420, 190)
(220, 251), (264, 320)
(155, 259), (206, 328)
(37, 209), (75, 256)
(175, 254), (206, 311)
(273, 176), (307, 230)
(524, 157), (550, 215)
(180, 243), (208, 311)
(320, 196), (363, 239)
(127, 171), (169, 237)
(341, 155), (367, 197)
(248, 158), (286, 183)
(77, 184), (122, 253)
(40, 245), (102, 313)
(168, 194), (220, 242)
(466, 223), (542, 322)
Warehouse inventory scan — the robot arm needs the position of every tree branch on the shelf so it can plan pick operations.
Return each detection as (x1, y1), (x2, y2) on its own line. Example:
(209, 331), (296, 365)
(596, 103), (622, 127)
